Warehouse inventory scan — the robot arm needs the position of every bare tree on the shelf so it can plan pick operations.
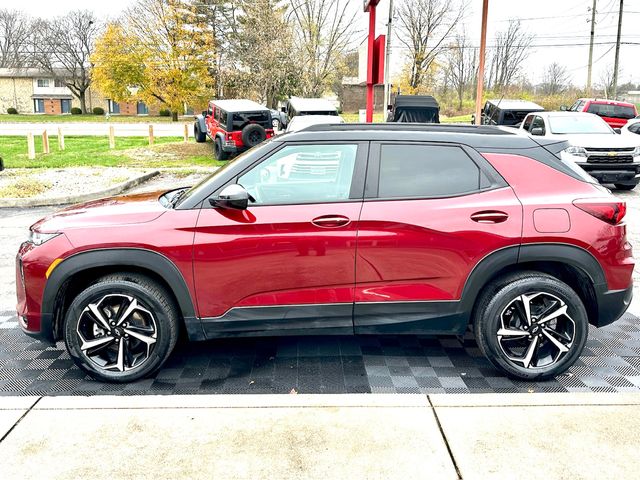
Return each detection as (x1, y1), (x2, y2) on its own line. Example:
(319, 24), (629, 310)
(486, 20), (533, 90)
(0, 9), (32, 68)
(540, 62), (569, 95)
(35, 11), (101, 113)
(446, 31), (477, 110)
(288, 0), (357, 97)
(397, 0), (464, 92)
(598, 65), (618, 99)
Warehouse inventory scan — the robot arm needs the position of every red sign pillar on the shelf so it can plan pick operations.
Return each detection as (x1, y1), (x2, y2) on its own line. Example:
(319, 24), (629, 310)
(364, 0), (382, 123)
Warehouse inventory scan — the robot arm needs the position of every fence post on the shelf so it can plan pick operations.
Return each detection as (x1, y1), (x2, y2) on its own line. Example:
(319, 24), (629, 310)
(148, 124), (154, 146)
(58, 127), (65, 150)
(27, 132), (35, 160)
(183, 123), (189, 142)
(109, 126), (115, 149)
(42, 130), (50, 154)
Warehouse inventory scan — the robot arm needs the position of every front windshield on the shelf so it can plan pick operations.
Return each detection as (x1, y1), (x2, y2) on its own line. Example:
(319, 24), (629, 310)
(174, 141), (273, 207)
(548, 115), (613, 134)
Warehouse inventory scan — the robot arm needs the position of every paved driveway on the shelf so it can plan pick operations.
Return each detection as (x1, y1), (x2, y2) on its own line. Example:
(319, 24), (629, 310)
(0, 187), (639, 396)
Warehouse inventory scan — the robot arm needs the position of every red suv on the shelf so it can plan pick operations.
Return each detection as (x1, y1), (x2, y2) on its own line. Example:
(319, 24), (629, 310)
(194, 99), (275, 160)
(568, 98), (638, 129)
(16, 124), (634, 382)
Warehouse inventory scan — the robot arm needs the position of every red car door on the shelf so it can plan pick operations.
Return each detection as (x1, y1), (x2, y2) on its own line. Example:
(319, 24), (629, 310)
(193, 142), (367, 337)
(354, 142), (523, 334)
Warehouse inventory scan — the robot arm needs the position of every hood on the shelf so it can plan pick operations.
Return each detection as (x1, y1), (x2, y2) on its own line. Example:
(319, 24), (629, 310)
(31, 190), (169, 232)
(555, 133), (640, 149)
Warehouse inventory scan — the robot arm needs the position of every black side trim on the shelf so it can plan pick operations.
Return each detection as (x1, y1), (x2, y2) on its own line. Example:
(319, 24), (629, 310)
(354, 301), (465, 335)
(201, 304), (354, 338)
(41, 248), (199, 343)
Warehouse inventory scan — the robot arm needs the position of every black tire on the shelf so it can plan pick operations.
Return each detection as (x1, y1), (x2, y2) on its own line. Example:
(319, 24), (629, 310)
(241, 123), (266, 147)
(194, 123), (206, 143)
(214, 137), (229, 161)
(473, 271), (588, 380)
(614, 183), (636, 191)
(64, 273), (179, 383)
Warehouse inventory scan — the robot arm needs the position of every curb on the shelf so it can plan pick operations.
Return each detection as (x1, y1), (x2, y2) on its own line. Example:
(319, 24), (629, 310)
(0, 170), (160, 208)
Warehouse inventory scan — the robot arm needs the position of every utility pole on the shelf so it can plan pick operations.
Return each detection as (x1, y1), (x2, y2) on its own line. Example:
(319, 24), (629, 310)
(475, 0), (489, 125)
(612, 0), (623, 98)
(383, 0), (394, 113)
(586, 0), (597, 96)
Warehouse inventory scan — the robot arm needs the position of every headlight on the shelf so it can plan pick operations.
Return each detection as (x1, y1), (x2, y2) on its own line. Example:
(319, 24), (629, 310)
(633, 146), (640, 157)
(562, 146), (588, 158)
(28, 230), (60, 246)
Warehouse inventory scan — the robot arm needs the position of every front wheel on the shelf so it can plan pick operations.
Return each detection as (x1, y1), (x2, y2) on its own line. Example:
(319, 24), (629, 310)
(614, 183), (636, 191)
(64, 274), (179, 383)
(473, 272), (588, 380)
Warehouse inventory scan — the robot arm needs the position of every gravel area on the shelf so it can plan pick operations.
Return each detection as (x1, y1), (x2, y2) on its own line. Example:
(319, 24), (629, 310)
(0, 167), (155, 199)
(126, 168), (213, 194)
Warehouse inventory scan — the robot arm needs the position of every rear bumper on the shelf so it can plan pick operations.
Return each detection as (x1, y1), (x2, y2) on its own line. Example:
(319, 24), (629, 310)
(593, 284), (633, 327)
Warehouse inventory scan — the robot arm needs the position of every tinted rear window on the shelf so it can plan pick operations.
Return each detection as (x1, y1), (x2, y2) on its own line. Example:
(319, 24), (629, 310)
(587, 103), (636, 120)
(232, 111), (271, 130)
(379, 144), (481, 198)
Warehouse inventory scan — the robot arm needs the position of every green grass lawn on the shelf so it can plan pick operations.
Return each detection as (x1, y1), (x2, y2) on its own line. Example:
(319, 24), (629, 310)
(0, 135), (221, 169)
(0, 114), (189, 123)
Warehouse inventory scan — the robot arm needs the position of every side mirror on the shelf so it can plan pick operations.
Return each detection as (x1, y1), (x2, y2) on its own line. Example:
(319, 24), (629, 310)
(613, 128), (621, 134)
(280, 106), (286, 113)
(530, 127), (544, 136)
(560, 105), (568, 111)
(209, 184), (251, 210)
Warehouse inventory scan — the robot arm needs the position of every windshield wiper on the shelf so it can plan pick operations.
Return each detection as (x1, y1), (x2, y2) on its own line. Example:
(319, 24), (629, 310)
(169, 188), (188, 209)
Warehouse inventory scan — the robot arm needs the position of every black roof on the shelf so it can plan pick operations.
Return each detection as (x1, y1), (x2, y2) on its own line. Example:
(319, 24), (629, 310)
(393, 95), (440, 109)
(282, 123), (566, 150)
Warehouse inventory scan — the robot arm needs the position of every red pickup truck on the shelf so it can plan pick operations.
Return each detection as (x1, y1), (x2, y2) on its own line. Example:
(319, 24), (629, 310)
(567, 98), (638, 129)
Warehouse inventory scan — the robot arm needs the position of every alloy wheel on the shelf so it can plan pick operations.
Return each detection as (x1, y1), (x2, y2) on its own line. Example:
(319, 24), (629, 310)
(496, 292), (575, 369)
(76, 294), (158, 373)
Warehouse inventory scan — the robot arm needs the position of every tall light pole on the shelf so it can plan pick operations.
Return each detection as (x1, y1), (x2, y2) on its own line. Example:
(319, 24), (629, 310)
(586, 0), (597, 96)
(612, 0), (624, 98)
(383, 0), (394, 112)
(474, 0), (489, 125)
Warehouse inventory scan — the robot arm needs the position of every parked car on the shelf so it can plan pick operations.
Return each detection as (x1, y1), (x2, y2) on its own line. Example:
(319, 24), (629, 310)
(520, 111), (640, 190)
(194, 99), (275, 160)
(279, 97), (339, 129)
(621, 116), (640, 136)
(285, 114), (345, 133)
(387, 95), (440, 123)
(478, 99), (544, 127)
(565, 98), (638, 130)
(17, 123), (633, 383)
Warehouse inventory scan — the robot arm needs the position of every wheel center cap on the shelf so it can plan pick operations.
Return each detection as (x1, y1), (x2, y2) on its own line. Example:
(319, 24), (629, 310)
(530, 325), (541, 335)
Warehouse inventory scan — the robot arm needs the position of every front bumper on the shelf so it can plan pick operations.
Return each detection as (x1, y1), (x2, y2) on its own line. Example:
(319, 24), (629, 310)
(577, 163), (640, 185)
(593, 284), (633, 327)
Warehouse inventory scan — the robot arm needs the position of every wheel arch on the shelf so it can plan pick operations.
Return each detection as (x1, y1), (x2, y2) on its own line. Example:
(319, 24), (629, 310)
(460, 243), (604, 326)
(194, 115), (207, 134)
(42, 248), (200, 343)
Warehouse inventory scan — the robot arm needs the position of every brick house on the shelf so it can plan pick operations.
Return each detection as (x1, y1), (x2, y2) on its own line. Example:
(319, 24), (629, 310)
(0, 68), (156, 115)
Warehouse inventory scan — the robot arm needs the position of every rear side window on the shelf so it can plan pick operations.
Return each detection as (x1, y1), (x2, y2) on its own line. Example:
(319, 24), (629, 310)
(378, 144), (482, 198)
(587, 103), (636, 120)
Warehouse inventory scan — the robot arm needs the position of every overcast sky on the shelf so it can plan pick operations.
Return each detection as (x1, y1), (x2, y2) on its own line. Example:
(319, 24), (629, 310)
(15, 0), (640, 88)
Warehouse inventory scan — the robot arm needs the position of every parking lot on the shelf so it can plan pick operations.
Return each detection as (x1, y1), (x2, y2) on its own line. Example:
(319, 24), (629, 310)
(1, 187), (639, 396)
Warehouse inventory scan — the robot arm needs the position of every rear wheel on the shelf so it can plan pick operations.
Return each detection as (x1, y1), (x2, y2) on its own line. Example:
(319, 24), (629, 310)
(214, 137), (229, 161)
(64, 274), (179, 383)
(194, 123), (206, 143)
(614, 183), (636, 191)
(473, 272), (588, 380)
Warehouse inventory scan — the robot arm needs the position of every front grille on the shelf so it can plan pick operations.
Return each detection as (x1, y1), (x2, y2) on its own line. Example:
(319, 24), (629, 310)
(585, 147), (635, 153)
(587, 155), (634, 164)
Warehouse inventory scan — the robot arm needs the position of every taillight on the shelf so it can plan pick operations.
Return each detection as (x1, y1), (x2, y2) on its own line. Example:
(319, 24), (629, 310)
(573, 199), (626, 225)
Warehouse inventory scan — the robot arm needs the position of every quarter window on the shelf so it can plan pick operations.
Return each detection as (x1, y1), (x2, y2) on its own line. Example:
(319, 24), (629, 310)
(377, 144), (482, 198)
(238, 144), (358, 205)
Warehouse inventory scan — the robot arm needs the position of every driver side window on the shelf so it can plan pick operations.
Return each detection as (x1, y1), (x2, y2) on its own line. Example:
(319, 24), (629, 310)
(238, 144), (358, 205)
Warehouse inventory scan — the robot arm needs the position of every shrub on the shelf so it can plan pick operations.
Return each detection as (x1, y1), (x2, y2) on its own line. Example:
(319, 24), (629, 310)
(92, 107), (105, 115)
(159, 109), (171, 117)
(70, 107), (82, 115)
(7, 107), (18, 114)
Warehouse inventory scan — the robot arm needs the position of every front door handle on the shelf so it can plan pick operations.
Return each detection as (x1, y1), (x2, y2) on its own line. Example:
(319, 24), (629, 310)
(311, 215), (351, 228)
(470, 210), (509, 224)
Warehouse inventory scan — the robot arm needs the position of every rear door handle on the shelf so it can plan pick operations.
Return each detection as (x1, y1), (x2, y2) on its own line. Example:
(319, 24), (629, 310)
(311, 215), (351, 228)
(470, 211), (509, 224)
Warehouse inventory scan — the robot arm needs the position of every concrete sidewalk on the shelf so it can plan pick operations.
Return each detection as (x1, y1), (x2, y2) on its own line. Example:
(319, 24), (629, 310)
(1, 393), (639, 480)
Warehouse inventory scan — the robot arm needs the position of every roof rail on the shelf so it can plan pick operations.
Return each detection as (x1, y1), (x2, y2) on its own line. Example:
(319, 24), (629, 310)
(302, 123), (515, 135)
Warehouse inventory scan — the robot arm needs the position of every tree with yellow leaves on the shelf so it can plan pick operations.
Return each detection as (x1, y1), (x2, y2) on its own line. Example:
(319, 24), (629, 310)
(92, 0), (214, 121)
